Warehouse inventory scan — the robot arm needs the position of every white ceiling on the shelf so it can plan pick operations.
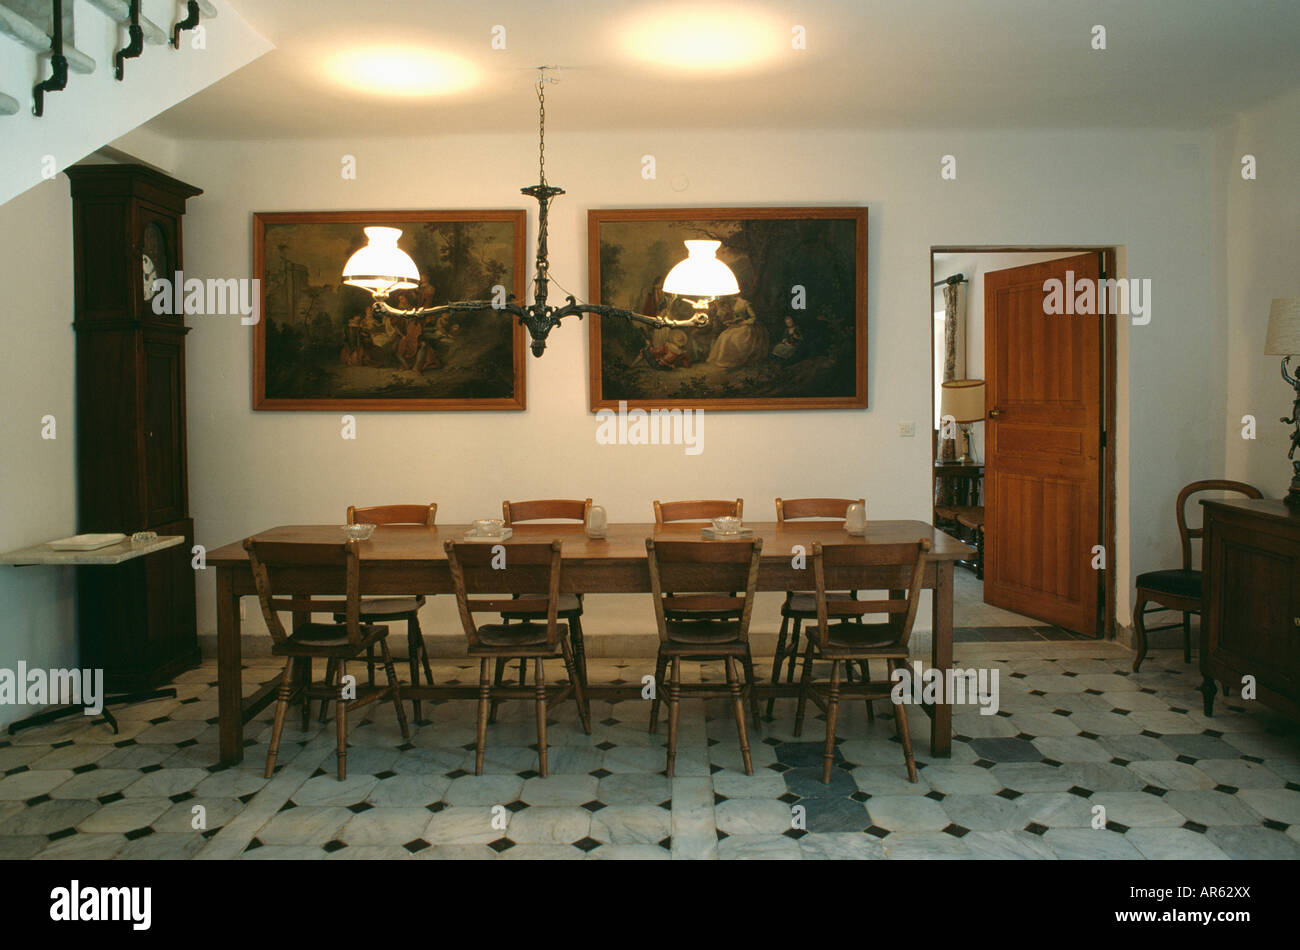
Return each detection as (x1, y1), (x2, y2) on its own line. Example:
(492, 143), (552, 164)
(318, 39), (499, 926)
(147, 0), (1300, 140)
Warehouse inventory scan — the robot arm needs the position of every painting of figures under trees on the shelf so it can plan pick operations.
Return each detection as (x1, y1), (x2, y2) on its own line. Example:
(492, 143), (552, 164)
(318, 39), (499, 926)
(253, 210), (526, 410)
(588, 208), (867, 411)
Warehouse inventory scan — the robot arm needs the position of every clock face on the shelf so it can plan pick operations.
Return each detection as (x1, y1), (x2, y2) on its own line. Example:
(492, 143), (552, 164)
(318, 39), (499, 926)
(140, 223), (168, 301)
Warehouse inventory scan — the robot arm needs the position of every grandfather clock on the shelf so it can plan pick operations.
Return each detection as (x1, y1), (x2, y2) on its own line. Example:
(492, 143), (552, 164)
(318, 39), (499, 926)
(66, 164), (202, 692)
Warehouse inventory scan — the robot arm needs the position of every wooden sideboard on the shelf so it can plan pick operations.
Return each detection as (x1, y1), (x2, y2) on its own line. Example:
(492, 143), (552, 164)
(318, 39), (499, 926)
(1199, 498), (1299, 718)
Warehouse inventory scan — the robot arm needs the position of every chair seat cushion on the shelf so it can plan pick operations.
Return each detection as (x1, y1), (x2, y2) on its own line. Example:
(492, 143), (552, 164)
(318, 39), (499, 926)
(664, 619), (743, 646)
(474, 622), (568, 648)
(357, 596), (424, 617)
(1136, 569), (1201, 600)
(273, 622), (388, 653)
(783, 592), (859, 616)
(499, 594), (582, 619)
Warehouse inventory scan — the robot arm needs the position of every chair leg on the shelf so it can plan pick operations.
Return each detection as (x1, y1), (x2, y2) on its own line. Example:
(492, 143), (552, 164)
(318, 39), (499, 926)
(378, 638), (410, 741)
(740, 652), (761, 726)
(405, 619), (422, 723)
(891, 659), (918, 783)
(1182, 612), (1193, 665)
(412, 611), (435, 685)
(298, 657), (312, 731)
(559, 637), (591, 734)
(666, 656), (681, 778)
(533, 658), (548, 778)
(264, 656), (296, 779)
(786, 619), (804, 689)
(648, 650), (668, 734)
(335, 659), (348, 781)
(569, 613), (588, 689)
(475, 657), (491, 776)
(860, 660), (874, 722)
(793, 637), (816, 738)
(822, 660), (841, 784)
(1131, 595), (1149, 672)
(488, 657), (507, 724)
(767, 612), (791, 718)
(726, 656), (753, 776)
(365, 645), (376, 688)
(314, 657), (335, 722)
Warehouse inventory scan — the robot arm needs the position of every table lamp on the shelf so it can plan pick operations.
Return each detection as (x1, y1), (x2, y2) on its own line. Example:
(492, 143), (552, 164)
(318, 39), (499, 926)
(1264, 296), (1300, 507)
(940, 379), (986, 464)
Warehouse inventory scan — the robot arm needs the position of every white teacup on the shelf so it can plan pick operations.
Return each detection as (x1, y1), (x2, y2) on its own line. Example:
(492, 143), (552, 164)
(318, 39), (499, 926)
(473, 518), (505, 536)
(711, 516), (742, 535)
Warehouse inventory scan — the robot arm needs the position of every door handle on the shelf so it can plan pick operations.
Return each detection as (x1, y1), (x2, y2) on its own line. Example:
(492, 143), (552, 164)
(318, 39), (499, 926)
(988, 407), (1003, 418)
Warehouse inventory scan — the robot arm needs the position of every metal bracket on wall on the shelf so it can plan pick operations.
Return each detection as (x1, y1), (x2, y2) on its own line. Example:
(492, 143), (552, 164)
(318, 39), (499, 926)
(171, 0), (200, 49)
(114, 0), (144, 80)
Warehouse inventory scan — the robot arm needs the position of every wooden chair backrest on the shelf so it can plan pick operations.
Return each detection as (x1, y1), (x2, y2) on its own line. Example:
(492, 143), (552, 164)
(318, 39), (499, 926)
(443, 540), (563, 649)
(776, 497), (864, 522)
(243, 538), (365, 647)
(810, 540), (931, 650)
(502, 498), (592, 525)
(645, 538), (763, 642)
(1176, 480), (1261, 570)
(653, 498), (743, 525)
(347, 503), (437, 527)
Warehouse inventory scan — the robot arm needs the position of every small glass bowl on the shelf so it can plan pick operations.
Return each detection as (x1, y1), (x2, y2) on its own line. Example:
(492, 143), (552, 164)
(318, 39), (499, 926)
(711, 516), (742, 534)
(343, 523), (376, 541)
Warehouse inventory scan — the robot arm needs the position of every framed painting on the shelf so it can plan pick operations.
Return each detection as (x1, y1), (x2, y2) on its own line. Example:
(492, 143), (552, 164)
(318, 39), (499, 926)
(252, 210), (527, 410)
(587, 207), (867, 411)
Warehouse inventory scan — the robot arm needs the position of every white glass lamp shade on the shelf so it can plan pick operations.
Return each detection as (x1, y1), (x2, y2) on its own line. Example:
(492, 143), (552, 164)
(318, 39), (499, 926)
(662, 240), (739, 298)
(940, 379), (986, 424)
(1264, 297), (1300, 355)
(342, 227), (420, 294)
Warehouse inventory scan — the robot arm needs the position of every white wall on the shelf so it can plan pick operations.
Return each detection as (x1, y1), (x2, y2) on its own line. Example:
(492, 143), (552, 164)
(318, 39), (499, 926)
(0, 179), (78, 728)
(165, 124), (1230, 641)
(0, 0), (271, 206)
(1224, 86), (1300, 495)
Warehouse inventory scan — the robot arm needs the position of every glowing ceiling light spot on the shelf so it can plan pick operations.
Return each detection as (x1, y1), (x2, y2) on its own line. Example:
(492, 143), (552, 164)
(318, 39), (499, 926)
(326, 47), (480, 97)
(617, 4), (786, 73)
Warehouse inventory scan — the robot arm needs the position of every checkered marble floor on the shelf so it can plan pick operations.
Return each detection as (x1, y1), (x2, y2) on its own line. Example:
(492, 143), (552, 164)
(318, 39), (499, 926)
(1, 639), (1297, 860)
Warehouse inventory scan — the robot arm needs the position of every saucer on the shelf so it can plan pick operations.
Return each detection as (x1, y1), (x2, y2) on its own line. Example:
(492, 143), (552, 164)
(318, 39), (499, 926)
(462, 527), (513, 542)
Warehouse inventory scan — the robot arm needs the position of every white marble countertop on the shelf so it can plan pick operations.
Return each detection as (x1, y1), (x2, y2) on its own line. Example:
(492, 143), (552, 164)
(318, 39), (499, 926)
(0, 535), (185, 566)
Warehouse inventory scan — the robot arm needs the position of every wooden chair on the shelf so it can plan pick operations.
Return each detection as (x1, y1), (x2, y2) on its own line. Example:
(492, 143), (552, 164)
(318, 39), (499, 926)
(491, 499), (592, 721)
(795, 539), (931, 784)
(653, 498), (743, 525)
(768, 497), (866, 718)
(646, 537), (763, 776)
(444, 539), (591, 777)
(331, 503), (437, 722)
(1131, 479), (1262, 672)
(244, 537), (409, 781)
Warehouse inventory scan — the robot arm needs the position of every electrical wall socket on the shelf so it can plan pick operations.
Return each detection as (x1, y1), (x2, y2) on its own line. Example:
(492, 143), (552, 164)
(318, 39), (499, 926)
(898, 420), (916, 437)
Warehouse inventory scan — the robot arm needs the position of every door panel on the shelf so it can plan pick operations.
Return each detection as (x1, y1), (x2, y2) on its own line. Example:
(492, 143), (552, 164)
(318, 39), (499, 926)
(143, 338), (184, 525)
(985, 252), (1102, 635)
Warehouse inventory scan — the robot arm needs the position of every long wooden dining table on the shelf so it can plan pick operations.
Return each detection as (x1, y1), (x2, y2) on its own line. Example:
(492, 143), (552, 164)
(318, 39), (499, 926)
(207, 521), (971, 765)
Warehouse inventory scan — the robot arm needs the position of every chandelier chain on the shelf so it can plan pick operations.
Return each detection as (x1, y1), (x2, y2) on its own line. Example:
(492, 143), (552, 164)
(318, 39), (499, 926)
(536, 72), (547, 187)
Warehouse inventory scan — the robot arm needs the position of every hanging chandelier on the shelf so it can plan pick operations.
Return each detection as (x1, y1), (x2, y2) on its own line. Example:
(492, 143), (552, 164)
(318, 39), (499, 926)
(341, 67), (739, 357)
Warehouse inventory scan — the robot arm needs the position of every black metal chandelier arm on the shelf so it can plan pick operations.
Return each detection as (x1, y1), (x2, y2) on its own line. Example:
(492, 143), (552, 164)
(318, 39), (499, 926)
(370, 299), (523, 320)
(549, 301), (710, 329)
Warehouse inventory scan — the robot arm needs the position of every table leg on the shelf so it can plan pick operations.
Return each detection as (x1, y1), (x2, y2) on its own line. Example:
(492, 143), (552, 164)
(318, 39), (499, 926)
(217, 566), (244, 765)
(930, 561), (953, 757)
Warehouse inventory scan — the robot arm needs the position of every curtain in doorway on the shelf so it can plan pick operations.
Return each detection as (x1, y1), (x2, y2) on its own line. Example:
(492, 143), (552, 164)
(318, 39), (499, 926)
(938, 279), (967, 463)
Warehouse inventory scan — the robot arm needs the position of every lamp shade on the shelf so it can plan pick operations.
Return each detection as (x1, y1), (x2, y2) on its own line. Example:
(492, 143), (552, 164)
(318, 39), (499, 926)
(1264, 297), (1300, 355)
(662, 240), (739, 298)
(940, 379), (986, 424)
(342, 227), (420, 293)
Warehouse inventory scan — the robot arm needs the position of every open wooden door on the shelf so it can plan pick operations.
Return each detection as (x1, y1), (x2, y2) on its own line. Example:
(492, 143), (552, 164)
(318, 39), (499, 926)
(984, 252), (1103, 635)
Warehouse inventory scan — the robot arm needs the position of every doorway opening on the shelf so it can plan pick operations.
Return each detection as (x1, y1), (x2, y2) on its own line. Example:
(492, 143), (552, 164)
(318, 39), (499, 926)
(930, 247), (1118, 640)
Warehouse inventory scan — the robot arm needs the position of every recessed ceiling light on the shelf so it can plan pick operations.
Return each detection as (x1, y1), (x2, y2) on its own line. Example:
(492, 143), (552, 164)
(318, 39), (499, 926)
(325, 47), (480, 97)
(617, 3), (786, 73)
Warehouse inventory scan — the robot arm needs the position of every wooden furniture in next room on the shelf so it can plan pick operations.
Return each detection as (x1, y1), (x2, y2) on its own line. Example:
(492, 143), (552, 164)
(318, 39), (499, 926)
(795, 539), (931, 784)
(646, 537), (763, 776)
(332, 503), (438, 722)
(444, 539), (591, 777)
(1131, 480), (1261, 672)
(207, 521), (970, 766)
(66, 164), (203, 692)
(245, 537), (409, 781)
(767, 497), (865, 718)
(496, 498), (593, 702)
(934, 462), (984, 578)
(1198, 499), (1300, 719)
